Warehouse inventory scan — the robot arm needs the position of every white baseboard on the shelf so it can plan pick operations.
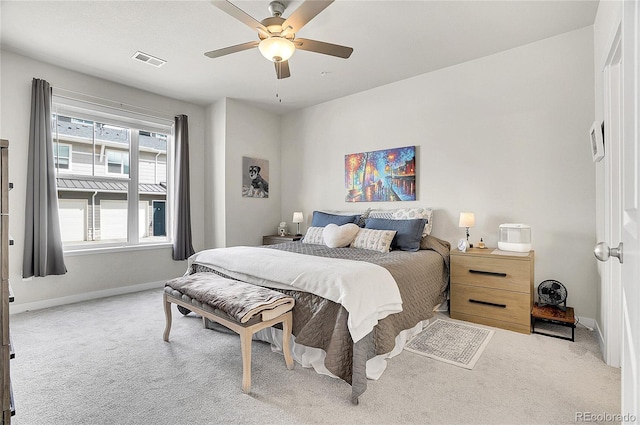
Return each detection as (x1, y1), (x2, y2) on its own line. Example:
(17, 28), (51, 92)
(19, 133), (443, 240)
(594, 320), (606, 359)
(576, 315), (596, 331)
(9, 281), (165, 314)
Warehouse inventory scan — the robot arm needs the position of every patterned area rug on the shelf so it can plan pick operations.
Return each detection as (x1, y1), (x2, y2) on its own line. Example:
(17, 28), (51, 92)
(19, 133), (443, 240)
(404, 319), (494, 369)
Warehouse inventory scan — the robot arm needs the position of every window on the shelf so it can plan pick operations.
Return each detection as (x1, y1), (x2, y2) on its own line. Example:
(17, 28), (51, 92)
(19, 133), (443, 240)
(53, 142), (72, 171)
(106, 150), (129, 175)
(51, 101), (172, 250)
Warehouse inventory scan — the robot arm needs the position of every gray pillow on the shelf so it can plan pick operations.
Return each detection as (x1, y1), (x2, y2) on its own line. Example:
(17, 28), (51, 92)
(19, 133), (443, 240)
(311, 211), (359, 227)
(364, 218), (426, 252)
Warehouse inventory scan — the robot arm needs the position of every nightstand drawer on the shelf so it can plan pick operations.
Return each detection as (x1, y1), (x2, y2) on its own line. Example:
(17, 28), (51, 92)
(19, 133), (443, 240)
(451, 255), (531, 293)
(450, 283), (531, 327)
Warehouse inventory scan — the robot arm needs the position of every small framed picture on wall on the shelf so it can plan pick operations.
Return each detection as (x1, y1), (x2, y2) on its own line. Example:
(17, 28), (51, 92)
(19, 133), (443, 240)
(242, 156), (269, 198)
(590, 121), (604, 162)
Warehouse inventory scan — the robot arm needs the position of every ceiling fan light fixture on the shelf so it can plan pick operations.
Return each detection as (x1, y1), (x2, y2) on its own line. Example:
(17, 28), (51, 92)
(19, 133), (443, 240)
(258, 37), (295, 62)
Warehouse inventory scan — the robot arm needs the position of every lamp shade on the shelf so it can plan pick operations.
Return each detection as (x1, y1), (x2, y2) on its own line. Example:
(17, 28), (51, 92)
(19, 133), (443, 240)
(459, 212), (476, 228)
(258, 37), (295, 62)
(292, 212), (304, 223)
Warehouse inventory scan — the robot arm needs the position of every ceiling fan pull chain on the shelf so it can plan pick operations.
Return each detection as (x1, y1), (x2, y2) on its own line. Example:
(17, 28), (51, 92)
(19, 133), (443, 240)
(275, 64), (282, 103)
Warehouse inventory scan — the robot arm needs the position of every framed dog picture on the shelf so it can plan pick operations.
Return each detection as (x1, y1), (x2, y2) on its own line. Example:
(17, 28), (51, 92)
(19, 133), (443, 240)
(242, 156), (269, 198)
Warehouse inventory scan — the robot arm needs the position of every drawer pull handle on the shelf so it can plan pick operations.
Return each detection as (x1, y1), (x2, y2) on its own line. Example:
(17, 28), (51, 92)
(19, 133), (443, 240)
(469, 269), (507, 278)
(469, 299), (507, 308)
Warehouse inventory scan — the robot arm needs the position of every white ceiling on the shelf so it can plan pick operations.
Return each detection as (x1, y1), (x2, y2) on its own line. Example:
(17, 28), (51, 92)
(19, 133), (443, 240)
(0, 0), (598, 114)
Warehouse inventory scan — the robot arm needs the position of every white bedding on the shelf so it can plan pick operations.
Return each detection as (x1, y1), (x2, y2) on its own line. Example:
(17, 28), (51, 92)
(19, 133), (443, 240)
(189, 246), (403, 342)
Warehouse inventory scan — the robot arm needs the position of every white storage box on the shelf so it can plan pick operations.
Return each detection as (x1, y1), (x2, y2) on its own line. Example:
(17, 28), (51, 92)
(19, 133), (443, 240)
(498, 224), (531, 252)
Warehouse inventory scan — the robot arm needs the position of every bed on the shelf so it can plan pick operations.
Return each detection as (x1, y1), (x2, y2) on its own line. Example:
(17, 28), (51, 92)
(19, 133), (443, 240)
(183, 209), (450, 403)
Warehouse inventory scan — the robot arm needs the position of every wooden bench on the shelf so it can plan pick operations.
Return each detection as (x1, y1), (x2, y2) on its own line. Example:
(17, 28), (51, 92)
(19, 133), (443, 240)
(163, 273), (295, 393)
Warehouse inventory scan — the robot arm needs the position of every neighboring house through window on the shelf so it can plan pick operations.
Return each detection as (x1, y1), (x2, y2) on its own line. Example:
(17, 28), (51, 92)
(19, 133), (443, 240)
(51, 99), (173, 250)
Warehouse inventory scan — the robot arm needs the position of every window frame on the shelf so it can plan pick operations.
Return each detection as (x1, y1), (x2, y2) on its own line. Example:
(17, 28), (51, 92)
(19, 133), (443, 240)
(52, 94), (174, 253)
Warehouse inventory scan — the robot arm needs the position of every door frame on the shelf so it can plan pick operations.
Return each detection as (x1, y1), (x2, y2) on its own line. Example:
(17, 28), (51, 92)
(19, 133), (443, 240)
(602, 22), (623, 368)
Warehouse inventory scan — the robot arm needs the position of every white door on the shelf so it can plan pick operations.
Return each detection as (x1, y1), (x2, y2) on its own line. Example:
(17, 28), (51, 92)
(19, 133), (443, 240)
(596, 3), (639, 422)
(621, 0), (639, 420)
(100, 200), (148, 241)
(57, 199), (87, 242)
(100, 200), (127, 241)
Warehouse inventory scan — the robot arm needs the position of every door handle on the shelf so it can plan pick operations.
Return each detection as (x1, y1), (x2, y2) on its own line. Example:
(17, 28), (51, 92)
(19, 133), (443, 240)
(594, 242), (624, 264)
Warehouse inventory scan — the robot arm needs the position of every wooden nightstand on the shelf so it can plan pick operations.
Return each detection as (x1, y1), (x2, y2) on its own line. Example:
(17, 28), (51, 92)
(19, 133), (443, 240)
(450, 248), (534, 334)
(262, 234), (302, 245)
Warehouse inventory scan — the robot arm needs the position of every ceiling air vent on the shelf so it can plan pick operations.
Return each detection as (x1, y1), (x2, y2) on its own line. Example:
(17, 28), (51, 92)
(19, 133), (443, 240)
(131, 51), (166, 68)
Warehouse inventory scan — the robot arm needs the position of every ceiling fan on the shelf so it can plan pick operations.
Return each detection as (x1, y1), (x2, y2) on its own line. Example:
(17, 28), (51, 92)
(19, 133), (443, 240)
(205, 0), (353, 79)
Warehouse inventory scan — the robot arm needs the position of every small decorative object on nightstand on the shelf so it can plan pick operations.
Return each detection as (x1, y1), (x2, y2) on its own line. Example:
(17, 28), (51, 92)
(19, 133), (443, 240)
(450, 247), (534, 334)
(262, 234), (303, 245)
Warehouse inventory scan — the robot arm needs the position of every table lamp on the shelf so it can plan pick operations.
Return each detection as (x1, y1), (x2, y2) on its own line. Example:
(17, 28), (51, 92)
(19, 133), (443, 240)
(459, 212), (475, 248)
(292, 212), (304, 236)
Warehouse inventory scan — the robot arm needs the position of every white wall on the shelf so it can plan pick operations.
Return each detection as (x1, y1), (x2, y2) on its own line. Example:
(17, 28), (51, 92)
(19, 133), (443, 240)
(0, 50), (206, 308)
(204, 98), (282, 248)
(205, 98), (227, 248)
(281, 27), (598, 320)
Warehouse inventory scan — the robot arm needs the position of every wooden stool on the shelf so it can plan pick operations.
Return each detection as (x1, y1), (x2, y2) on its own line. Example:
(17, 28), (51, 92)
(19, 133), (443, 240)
(531, 303), (576, 342)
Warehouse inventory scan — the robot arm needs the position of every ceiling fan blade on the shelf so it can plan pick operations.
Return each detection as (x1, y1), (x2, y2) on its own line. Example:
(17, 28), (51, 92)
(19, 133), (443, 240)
(211, 1), (269, 34)
(282, 0), (334, 33)
(204, 41), (259, 59)
(294, 38), (353, 59)
(275, 60), (291, 79)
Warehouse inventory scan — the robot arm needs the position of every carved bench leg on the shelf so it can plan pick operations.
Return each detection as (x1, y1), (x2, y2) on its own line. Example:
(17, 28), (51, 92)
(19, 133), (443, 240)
(282, 312), (294, 370)
(163, 293), (172, 342)
(239, 328), (252, 393)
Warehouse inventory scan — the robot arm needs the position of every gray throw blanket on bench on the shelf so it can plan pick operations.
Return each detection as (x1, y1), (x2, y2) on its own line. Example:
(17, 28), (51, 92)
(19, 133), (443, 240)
(165, 273), (295, 323)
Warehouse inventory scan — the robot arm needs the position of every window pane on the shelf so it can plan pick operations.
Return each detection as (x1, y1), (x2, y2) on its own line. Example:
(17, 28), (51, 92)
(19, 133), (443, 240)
(139, 131), (168, 243)
(53, 142), (71, 171)
(99, 123), (129, 176)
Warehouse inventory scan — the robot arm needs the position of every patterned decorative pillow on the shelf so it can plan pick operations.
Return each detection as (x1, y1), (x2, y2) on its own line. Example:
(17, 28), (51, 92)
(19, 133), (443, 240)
(323, 223), (360, 248)
(350, 228), (397, 253)
(368, 210), (395, 220)
(302, 226), (325, 245)
(355, 208), (372, 227)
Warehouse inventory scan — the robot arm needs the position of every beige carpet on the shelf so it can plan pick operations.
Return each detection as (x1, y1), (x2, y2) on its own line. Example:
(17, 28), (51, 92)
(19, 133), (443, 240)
(9, 288), (620, 425)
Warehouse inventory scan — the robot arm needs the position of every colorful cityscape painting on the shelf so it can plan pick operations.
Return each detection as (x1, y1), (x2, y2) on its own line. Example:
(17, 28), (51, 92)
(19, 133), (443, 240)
(345, 146), (416, 202)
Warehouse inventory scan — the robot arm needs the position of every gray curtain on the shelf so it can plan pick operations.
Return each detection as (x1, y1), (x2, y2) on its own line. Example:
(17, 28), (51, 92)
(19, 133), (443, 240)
(172, 114), (195, 260)
(23, 78), (67, 277)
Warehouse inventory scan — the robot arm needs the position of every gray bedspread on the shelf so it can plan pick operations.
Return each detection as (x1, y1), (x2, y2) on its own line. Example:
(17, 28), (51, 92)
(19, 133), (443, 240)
(189, 235), (450, 403)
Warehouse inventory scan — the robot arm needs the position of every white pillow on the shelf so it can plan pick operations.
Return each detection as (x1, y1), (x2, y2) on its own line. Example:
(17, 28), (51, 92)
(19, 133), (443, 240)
(350, 228), (397, 253)
(302, 227), (324, 245)
(323, 223), (360, 248)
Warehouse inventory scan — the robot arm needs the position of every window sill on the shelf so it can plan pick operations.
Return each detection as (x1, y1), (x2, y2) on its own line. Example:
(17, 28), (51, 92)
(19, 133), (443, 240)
(63, 242), (173, 257)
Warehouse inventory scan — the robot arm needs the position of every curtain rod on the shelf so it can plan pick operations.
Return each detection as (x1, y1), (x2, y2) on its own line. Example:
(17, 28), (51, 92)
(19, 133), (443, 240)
(52, 87), (175, 123)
